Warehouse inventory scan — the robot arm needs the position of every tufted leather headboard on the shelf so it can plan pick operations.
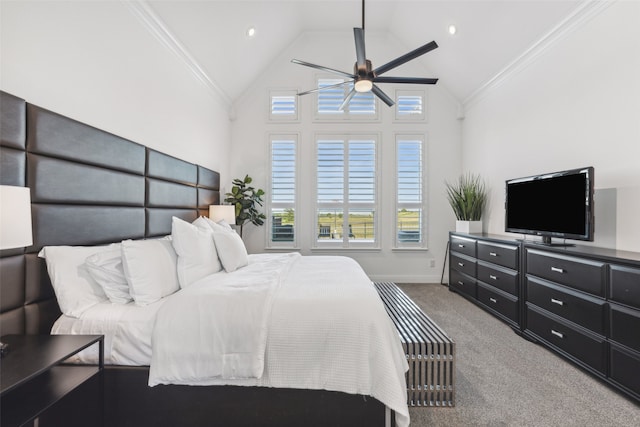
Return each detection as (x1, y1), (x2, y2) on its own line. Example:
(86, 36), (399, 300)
(0, 91), (220, 335)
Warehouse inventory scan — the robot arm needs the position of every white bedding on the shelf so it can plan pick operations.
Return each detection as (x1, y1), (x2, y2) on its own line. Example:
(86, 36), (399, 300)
(52, 253), (409, 427)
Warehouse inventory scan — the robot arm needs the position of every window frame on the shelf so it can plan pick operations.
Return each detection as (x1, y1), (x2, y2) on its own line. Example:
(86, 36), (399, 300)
(313, 132), (380, 249)
(267, 133), (299, 248)
(268, 89), (299, 122)
(395, 133), (428, 249)
(394, 89), (427, 122)
(312, 75), (380, 123)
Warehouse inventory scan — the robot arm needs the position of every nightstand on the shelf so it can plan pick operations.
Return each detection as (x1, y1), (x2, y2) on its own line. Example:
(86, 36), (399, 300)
(0, 334), (104, 427)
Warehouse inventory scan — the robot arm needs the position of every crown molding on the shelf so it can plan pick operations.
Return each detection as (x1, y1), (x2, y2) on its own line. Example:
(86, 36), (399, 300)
(463, 0), (615, 111)
(122, 0), (232, 108)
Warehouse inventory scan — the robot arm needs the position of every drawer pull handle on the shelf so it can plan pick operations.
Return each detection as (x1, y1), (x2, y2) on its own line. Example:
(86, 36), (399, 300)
(458, 244), (465, 248)
(458, 262), (464, 267)
(458, 281), (464, 286)
(551, 329), (564, 339)
(489, 298), (498, 304)
(489, 252), (497, 257)
(551, 267), (564, 273)
(551, 298), (564, 306)
(489, 274), (497, 280)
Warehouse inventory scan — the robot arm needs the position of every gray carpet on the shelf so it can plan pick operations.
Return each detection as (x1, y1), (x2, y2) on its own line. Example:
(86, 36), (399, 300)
(396, 283), (640, 427)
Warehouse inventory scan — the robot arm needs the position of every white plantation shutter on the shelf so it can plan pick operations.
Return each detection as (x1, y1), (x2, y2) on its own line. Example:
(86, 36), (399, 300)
(272, 140), (296, 203)
(348, 141), (375, 203)
(395, 90), (426, 121)
(397, 95), (423, 115)
(271, 96), (296, 115)
(318, 79), (345, 114)
(270, 90), (297, 120)
(317, 79), (375, 116)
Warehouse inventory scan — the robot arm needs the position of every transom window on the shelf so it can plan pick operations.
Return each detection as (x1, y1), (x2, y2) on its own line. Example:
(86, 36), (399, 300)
(317, 79), (376, 118)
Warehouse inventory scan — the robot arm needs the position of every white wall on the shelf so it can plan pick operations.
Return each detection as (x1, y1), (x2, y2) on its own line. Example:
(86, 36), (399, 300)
(462, 1), (640, 252)
(0, 1), (231, 176)
(231, 32), (462, 282)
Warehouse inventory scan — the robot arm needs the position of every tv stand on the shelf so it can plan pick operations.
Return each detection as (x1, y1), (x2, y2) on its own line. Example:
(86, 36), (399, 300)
(536, 236), (575, 247)
(448, 232), (640, 403)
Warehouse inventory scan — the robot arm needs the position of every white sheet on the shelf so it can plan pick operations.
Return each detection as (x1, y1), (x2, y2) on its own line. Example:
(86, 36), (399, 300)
(51, 298), (164, 365)
(52, 253), (410, 427)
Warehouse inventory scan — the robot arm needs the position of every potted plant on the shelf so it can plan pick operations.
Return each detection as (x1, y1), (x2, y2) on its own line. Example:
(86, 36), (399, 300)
(224, 175), (266, 237)
(445, 173), (487, 233)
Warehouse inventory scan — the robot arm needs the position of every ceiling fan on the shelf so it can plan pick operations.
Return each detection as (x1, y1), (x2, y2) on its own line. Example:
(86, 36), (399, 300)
(292, 0), (439, 109)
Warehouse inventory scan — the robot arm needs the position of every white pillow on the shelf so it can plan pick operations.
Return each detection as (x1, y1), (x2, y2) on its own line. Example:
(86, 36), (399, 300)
(171, 216), (222, 288)
(193, 215), (228, 233)
(38, 245), (113, 317)
(121, 238), (180, 306)
(211, 227), (249, 273)
(85, 246), (132, 304)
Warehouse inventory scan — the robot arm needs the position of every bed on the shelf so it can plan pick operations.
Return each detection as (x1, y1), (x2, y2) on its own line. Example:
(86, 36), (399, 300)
(0, 91), (409, 426)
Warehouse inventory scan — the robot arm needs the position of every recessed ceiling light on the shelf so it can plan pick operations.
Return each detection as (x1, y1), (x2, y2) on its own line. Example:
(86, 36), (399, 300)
(448, 24), (457, 35)
(246, 27), (256, 38)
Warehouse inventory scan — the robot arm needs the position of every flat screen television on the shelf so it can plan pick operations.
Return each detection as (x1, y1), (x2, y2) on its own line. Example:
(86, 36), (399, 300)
(505, 166), (594, 245)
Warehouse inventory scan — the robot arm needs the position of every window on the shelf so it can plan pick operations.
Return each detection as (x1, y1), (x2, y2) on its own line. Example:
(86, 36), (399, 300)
(316, 135), (377, 247)
(269, 135), (297, 246)
(316, 78), (376, 119)
(396, 135), (426, 247)
(269, 90), (298, 121)
(395, 90), (426, 121)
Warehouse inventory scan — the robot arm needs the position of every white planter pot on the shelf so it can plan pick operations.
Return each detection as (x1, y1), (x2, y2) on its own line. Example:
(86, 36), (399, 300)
(456, 220), (482, 234)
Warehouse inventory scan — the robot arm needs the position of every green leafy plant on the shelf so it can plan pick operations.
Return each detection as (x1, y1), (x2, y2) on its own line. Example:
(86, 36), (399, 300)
(224, 174), (266, 237)
(445, 173), (487, 221)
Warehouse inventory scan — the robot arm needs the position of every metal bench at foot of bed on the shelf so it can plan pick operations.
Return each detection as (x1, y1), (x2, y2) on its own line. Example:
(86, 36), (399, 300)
(374, 282), (456, 407)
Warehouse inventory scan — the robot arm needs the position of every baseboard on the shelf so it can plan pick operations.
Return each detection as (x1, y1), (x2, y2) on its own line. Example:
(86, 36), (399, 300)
(369, 274), (443, 284)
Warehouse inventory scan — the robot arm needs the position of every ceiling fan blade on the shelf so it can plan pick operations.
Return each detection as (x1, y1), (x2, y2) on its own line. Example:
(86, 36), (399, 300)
(297, 80), (350, 96)
(354, 28), (367, 71)
(371, 84), (394, 107)
(291, 59), (355, 79)
(373, 76), (438, 85)
(373, 41), (438, 76)
(339, 88), (357, 111)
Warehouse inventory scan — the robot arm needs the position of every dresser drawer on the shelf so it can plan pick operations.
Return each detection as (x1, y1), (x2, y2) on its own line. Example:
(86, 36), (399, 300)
(450, 235), (476, 258)
(526, 277), (606, 335)
(449, 268), (476, 299)
(477, 282), (518, 323)
(526, 249), (606, 297)
(477, 241), (518, 270)
(526, 306), (607, 374)
(610, 342), (640, 397)
(610, 264), (640, 309)
(610, 302), (640, 352)
(450, 253), (476, 278)
(477, 261), (518, 296)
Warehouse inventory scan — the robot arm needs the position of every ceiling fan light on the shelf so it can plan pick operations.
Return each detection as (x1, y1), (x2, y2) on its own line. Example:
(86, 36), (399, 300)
(354, 79), (373, 93)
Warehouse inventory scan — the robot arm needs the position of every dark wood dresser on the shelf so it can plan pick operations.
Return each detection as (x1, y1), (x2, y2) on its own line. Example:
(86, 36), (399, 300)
(449, 232), (640, 403)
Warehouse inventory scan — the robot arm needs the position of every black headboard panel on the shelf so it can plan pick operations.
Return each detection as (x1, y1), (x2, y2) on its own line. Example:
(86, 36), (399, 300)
(0, 91), (220, 335)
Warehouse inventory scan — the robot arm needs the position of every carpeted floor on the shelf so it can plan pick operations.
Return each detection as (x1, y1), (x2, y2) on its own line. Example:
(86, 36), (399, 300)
(396, 283), (640, 427)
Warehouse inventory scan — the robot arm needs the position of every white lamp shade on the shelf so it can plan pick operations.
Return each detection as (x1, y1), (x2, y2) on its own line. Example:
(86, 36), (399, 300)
(0, 185), (33, 250)
(209, 205), (236, 225)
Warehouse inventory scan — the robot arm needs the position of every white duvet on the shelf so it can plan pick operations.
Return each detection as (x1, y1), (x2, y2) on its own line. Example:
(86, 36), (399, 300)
(54, 253), (410, 427)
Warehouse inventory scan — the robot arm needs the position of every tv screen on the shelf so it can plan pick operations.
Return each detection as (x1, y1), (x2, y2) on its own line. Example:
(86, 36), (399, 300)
(505, 166), (594, 244)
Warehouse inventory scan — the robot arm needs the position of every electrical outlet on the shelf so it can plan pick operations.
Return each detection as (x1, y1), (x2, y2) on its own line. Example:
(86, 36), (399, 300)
(429, 259), (436, 268)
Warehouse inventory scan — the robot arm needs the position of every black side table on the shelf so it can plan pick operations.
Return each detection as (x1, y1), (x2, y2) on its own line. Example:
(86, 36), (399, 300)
(0, 334), (104, 427)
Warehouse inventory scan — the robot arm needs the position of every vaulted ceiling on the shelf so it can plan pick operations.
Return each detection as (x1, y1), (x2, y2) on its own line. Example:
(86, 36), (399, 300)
(135, 0), (584, 106)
